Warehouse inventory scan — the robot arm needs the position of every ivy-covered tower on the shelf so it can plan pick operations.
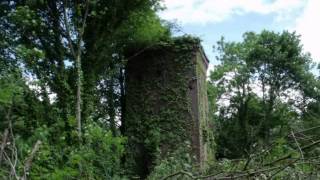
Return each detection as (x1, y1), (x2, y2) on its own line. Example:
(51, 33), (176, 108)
(124, 37), (214, 178)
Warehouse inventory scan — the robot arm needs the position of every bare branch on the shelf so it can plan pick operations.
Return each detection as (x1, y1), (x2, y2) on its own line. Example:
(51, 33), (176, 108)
(3, 150), (19, 179)
(292, 126), (320, 135)
(22, 140), (42, 180)
(267, 159), (299, 179)
(62, 0), (76, 58)
(201, 166), (282, 179)
(0, 129), (9, 166)
(161, 170), (196, 180)
(291, 130), (304, 159)
(76, 0), (90, 54)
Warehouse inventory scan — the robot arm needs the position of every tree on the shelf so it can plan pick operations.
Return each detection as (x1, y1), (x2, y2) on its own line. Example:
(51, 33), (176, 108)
(4, 0), (169, 140)
(0, 0), (171, 178)
(209, 31), (316, 158)
(246, 31), (313, 141)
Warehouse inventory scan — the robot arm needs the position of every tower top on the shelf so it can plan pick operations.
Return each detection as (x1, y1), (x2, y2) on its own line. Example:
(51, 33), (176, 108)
(126, 36), (209, 69)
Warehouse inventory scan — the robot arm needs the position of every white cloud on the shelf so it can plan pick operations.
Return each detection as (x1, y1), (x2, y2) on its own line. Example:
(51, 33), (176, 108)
(160, 0), (319, 63)
(160, 0), (306, 24)
(294, 0), (320, 62)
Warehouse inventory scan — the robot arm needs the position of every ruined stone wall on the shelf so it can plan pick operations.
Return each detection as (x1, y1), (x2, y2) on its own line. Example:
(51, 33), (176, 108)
(194, 50), (215, 166)
(124, 37), (214, 178)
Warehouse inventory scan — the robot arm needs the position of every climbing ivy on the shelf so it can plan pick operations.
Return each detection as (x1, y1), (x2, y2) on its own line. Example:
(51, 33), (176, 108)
(124, 36), (214, 178)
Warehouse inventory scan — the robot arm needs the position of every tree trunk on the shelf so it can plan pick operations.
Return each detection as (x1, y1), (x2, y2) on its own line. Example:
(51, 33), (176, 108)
(76, 53), (82, 140)
(119, 67), (126, 135)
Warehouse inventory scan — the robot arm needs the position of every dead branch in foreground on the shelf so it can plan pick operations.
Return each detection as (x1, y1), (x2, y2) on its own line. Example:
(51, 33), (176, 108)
(0, 129), (9, 166)
(161, 127), (320, 180)
(1, 107), (42, 180)
(21, 140), (42, 180)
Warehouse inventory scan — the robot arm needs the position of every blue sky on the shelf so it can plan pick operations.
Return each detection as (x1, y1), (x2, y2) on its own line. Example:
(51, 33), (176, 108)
(159, 0), (320, 70)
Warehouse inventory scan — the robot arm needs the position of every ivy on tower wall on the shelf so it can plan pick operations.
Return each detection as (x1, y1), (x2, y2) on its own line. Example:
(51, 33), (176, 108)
(124, 36), (214, 178)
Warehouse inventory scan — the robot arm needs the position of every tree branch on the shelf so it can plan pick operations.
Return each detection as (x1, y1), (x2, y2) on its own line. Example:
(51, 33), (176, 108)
(161, 170), (196, 180)
(63, 0), (76, 58)
(22, 140), (42, 180)
(291, 130), (304, 159)
(76, 0), (89, 55)
(0, 129), (9, 166)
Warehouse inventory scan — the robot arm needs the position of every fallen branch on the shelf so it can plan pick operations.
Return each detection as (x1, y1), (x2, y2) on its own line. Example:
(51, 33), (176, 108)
(160, 137), (320, 180)
(161, 170), (196, 180)
(289, 126), (320, 136)
(267, 159), (299, 179)
(301, 139), (320, 151)
(263, 139), (320, 167)
(242, 154), (252, 171)
(291, 130), (304, 159)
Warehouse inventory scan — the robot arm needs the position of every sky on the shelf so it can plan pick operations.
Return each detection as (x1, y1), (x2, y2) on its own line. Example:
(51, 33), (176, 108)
(159, 0), (320, 71)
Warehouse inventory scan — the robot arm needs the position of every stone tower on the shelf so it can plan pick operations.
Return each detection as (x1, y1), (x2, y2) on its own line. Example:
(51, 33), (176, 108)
(124, 37), (214, 178)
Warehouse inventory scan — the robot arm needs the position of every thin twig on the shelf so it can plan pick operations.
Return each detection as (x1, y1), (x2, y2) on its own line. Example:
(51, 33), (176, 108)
(263, 139), (320, 167)
(290, 126), (320, 136)
(242, 154), (252, 171)
(3, 151), (19, 180)
(267, 159), (299, 180)
(291, 130), (304, 159)
(161, 170), (196, 180)
(76, 0), (89, 54)
(62, 0), (76, 58)
(202, 166), (282, 179)
(126, 43), (157, 61)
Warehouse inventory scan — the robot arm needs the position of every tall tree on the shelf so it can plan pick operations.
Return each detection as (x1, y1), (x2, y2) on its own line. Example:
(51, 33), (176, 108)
(62, 0), (90, 140)
(210, 31), (316, 158)
(4, 0), (169, 140)
(0, 0), (171, 178)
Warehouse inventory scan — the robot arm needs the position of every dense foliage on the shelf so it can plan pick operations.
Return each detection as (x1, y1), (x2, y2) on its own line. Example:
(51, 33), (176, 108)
(0, 0), (169, 179)
(206, 31), (320, 177)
